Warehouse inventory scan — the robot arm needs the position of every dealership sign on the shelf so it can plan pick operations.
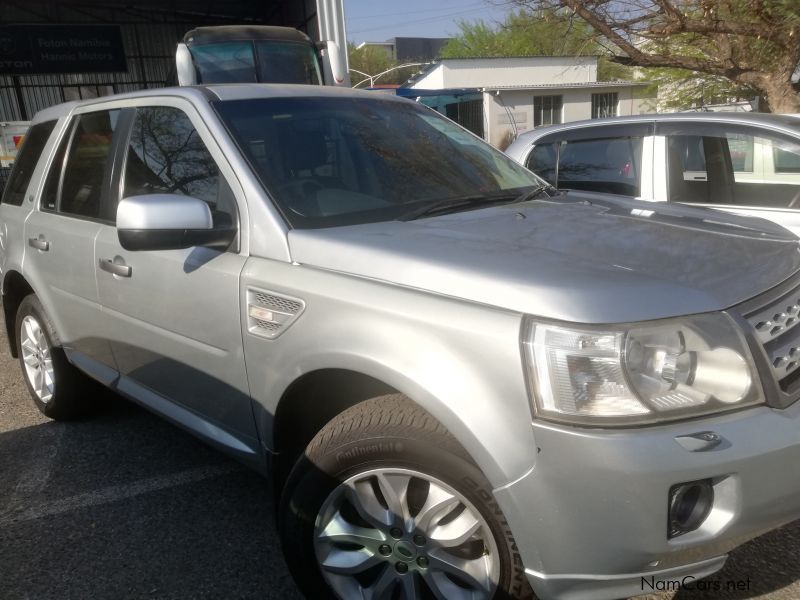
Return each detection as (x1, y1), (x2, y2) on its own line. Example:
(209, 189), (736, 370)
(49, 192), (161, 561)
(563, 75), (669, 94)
(0, 25), (127, 74)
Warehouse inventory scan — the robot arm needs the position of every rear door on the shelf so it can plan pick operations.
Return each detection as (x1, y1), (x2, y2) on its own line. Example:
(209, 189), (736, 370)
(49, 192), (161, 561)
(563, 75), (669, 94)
(93, 99), (258, 454)
(22, 108), (126, 383)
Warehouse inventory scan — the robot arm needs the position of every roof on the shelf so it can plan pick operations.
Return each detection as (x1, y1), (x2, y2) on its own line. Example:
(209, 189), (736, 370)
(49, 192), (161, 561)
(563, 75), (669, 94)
(513, 111), (800, 143)
(435, 55), (600, 60)
(486, 81), (649, 91)
(182, 25), (311, 45)
(401, 81), (650, 95)
(31, 84), (410, 122)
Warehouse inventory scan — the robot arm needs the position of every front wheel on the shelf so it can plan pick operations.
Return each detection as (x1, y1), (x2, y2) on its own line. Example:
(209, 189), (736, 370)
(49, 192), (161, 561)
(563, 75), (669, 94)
(279, 394), (534, 599)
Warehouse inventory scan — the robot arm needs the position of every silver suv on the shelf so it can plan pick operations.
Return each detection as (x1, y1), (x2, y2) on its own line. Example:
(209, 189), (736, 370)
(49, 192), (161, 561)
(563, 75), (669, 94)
(3, 85), (800, 600)
(504, 112), (800, 236)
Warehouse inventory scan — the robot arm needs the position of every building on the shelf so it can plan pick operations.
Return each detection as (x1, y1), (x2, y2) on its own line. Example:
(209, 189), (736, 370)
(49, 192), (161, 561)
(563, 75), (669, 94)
(357, 37), (450, 62)
(0, 0), (347, 121)
(403, 56), (656, 148)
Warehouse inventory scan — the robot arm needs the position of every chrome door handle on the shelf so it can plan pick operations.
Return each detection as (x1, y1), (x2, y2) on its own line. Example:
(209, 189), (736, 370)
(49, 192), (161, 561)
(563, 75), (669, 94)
(99, 258), (132, 278)
(28, 237), (49, 251)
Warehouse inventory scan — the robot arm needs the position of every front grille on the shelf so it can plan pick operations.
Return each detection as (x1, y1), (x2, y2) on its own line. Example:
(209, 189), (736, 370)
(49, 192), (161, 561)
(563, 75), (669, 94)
(744, 282), (800, 390)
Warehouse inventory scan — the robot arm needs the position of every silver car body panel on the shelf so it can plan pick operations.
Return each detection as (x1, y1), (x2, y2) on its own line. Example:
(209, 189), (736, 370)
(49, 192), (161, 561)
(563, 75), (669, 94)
(239, 256), (537, 487)
(288, 194), (800, 324)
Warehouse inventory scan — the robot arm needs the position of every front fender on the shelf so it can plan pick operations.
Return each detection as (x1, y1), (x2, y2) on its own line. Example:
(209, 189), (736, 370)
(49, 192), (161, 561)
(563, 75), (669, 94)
(241, 258), (538, 488)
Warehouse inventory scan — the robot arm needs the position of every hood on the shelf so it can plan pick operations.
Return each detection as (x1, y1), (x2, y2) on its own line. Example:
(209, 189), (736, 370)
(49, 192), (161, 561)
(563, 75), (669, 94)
(287, 194), (800, 323)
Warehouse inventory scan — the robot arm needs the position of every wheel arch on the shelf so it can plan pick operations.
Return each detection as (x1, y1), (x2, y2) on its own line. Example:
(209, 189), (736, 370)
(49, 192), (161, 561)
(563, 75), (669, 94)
(2, 270), (35, 358)
(269, 355), (531, 494)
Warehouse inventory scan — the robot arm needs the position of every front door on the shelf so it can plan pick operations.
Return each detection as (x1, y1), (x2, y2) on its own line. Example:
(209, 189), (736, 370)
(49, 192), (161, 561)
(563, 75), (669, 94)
(94, 101), (257, 452)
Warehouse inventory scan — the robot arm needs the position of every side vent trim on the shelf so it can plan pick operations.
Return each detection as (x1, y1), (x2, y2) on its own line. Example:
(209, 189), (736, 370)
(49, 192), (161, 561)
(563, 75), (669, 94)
(246, 288), (306, 339)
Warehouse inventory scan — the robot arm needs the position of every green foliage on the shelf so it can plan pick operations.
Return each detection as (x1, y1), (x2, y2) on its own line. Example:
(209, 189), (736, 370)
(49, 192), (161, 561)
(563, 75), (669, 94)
(440, 9), (632, 81)
(509, 0), (800, 112)
(441, 9), (599, 58)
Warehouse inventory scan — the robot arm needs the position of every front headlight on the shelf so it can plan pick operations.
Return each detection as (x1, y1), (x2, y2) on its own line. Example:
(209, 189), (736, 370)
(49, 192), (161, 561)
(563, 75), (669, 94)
(522, 313), (763, 425)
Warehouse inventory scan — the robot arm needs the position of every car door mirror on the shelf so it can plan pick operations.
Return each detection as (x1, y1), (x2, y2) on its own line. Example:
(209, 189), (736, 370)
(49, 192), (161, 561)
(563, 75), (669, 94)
(116, 194), (236, 251)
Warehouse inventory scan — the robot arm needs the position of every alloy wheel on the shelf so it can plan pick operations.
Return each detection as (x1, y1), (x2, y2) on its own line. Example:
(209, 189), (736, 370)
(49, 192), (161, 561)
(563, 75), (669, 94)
(314, 467), (500, 599)
(20, 315), (55, 403)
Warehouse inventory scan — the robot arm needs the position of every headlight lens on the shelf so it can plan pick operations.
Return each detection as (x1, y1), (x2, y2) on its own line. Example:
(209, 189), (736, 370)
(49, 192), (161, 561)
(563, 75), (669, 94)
(523, 313), (762, 425)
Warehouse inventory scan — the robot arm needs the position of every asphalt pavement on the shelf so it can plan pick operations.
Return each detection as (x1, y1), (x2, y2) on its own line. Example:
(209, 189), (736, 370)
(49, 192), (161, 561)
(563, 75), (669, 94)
(1, 314), (799, 600)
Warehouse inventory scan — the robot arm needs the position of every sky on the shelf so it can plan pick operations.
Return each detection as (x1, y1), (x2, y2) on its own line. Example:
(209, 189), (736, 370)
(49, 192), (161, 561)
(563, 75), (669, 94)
(344, 0), (515, 44)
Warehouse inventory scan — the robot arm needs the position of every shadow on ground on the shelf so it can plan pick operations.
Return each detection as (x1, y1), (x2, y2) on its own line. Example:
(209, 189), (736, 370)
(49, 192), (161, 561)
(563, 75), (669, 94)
(0, 391), (301, 600)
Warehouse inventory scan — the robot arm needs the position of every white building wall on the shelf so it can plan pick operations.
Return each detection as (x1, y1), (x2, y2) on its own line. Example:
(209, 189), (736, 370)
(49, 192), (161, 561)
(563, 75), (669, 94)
(410, 56), (598, 90)
(486, 85), (655, 148)
(412, 67), (445, 89)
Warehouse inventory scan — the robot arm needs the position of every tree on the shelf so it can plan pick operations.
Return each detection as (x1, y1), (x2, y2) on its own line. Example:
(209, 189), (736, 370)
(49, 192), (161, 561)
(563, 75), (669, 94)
(644, 67), (757, 110)
(507, 0), (800, 112)
(347, 44), (425, 87)
(440, 9), (632, 80)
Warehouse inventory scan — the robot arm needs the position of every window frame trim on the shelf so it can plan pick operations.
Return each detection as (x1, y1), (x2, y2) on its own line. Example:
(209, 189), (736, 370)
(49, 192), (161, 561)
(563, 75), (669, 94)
(118, 102), (243, 253)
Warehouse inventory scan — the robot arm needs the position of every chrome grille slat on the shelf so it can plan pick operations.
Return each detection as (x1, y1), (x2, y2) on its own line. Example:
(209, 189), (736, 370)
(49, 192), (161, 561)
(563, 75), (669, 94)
(749, 293), (800, 343)
(746, 284), (800, 384)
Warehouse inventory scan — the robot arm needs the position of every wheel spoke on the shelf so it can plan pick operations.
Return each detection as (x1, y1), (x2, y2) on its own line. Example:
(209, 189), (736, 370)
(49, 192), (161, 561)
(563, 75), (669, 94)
(22, 352), (39, 367)
(414, 481), (460, 532)
(33, 366), (44, 396)
(20, 337), (37, 357)
(429, 508), (482, 548)
(374, 472), (413, 530)
(318, 511), (386, 546)
(424, 569), (482, 600)
(428, 550), (493, 595)
(400, 571), (419, 599)
(365, 564), (397, 600)
(319, 546), (381, 575)
(23, 318), (37, 345)
(347, 479), (394, 529)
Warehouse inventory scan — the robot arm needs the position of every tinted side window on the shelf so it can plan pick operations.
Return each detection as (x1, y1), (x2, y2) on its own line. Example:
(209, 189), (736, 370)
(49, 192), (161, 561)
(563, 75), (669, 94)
(557, 137), (643, 196)
(525, 143), (557, 185)
(1, 120), (56, 206)
(59, 110), (121, 219)
(123, 106), (235, 228)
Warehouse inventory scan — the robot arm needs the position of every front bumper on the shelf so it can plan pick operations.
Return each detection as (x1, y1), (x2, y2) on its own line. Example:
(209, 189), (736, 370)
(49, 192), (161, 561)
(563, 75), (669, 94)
(494, 400), (800, 600)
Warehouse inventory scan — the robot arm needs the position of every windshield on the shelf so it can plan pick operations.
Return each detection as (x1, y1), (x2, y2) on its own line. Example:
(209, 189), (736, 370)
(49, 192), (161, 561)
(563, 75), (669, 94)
(214, 97), (544, 228)
(191, 41), (321, 85)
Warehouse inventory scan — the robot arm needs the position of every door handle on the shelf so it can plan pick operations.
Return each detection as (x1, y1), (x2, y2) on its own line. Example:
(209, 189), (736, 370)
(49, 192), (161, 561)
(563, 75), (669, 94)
(99, 258), (132, 278)
(28, 237), (49, 251)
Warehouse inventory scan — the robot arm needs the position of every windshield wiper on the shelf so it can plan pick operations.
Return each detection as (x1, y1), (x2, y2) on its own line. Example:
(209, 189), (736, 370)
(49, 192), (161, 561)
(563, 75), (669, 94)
(398, 184), (553, 222)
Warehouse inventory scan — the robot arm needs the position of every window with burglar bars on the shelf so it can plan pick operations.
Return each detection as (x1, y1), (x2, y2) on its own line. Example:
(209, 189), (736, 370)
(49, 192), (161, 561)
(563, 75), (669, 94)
(533, 95), (562, 128)
(591, 93), (618, 119)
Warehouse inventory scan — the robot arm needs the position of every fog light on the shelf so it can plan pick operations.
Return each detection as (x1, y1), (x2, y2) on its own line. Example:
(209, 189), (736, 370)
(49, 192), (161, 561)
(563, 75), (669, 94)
(668, 480), (714, 538)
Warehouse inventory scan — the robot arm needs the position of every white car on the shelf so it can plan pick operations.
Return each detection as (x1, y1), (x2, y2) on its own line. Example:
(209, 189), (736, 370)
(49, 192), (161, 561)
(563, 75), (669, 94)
(505, 112), (800, 235)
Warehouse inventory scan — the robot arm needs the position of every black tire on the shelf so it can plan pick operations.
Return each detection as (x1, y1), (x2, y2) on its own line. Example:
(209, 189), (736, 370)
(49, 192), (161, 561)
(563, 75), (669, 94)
(279, 394), (535, 600)
(15, 294), (96, 420)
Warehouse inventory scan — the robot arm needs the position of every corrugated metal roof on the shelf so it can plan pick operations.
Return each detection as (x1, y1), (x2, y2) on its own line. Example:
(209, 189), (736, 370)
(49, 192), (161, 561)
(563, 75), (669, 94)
(485, 81), (650, 90)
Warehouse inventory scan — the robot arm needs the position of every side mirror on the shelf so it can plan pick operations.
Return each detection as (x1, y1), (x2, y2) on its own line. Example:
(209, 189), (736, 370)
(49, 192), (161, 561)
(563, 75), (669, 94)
(117, 194), (235, 251)
(322, 40), (347, 86)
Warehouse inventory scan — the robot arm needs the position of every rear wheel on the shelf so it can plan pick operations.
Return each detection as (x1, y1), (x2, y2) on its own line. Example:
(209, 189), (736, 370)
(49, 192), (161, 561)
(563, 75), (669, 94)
(279, 394), (535, 599)
(15, 294), (96, 420)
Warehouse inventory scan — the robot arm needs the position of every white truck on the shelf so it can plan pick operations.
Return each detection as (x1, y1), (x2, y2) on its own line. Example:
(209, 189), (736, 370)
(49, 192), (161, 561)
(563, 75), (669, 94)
(175, 2), (348, 88)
